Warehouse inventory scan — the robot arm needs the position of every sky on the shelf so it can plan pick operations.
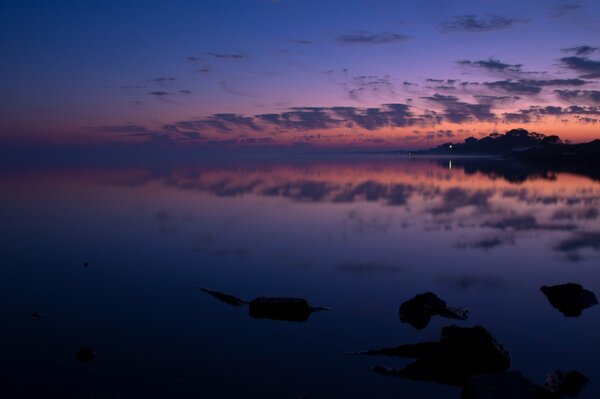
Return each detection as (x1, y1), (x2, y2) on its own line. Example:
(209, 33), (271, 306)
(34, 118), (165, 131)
(1, 0), (600, 149)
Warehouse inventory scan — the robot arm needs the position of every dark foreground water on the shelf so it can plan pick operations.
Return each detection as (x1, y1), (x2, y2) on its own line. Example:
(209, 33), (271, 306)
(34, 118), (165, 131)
(1, 154), (599, 398)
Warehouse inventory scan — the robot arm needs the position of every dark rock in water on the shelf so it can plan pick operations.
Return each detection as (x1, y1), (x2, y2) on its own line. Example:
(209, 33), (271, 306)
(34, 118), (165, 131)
(462, 371), (553, 399)
(368, 325), (510, 386)
(545, 370), (589, 397)
(540, 283), (598, 317)
(199, 288), (328, 321)
(249, 297), (315, 322)
(199, 288), (247, 306)
(31, 312), (43, 319)
(399, 292), (469, 329)
(351, 341), (441, 358)
(75, 347), (95, 363)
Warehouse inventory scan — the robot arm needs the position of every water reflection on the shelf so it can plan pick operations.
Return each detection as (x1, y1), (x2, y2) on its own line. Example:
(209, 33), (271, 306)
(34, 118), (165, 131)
(100, 157), (600, 262)
(2, 155), (600, 398)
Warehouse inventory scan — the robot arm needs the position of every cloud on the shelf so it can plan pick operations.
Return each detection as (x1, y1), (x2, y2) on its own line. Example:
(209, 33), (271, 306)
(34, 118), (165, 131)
(562, 45), (598, 56)
(423, 94), (496, 123)
(549, 0), (584, 18)
(206, 52), (246, 59)
(554, 89), (600, 104)
(483, 80), (542, 95)
(520, 79), (588, 87)
(457, 59), (523, 73)
(560, 56), (600, 78)
(503, 105), (600, 122)
(439, 15), (528, 33)
(149, 91), (170, 97)
(287, 39), (312, 45)
(336, 31), (410, 45)
(92, 124), (150, 134)
(153, 77), (175, 84)
(219, 81), (261, 97)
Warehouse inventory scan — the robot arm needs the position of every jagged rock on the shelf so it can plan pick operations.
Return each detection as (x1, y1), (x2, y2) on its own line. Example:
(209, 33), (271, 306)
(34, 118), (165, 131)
(399, 292), (469, 329)
(363, 325), (510, 385)
(545, 370), (588, 397)
(74, 347), (95, 363)
(540, 283), (598, 317)
(199, 288), (329, 321)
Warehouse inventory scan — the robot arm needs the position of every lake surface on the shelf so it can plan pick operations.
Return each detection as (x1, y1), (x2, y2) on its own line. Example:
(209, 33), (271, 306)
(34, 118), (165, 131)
(1, 154), (599, 398)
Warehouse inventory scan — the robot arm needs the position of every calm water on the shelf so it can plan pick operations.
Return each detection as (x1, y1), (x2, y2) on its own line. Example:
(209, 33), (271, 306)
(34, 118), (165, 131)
(1, 155), (599, 398)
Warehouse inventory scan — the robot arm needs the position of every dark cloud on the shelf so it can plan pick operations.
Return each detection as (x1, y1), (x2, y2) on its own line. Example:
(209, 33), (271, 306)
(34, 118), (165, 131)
(257, 107), (339, 130)
(287, 39), (312, 45)
(554, 90), (600, 104)
(503, 105), (600, 122)
(549, 1), (584, 18)
(92, 124), (150, 134)
(457, 59), (523, 73)
(520, 79), (588, 86)
(219, 81), (260, 97)
(179, 90), (192, 94)
(149, 91), (170, 97)
(439, 15), (528, 33)
(483, 80), (542, 95)
(562, 45), (598, 56)
(206, 52), (245, 59)
(154, 77), (175, 83)
(474, 95), (520, 105)
(423, 94), (496, 123)
(336, 31), (410, 45)
(560, 56), (600, 78)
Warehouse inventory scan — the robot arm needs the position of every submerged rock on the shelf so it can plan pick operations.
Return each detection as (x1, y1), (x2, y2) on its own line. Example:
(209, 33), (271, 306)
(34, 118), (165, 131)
(399, 292), (469, 329)
(540, 283), (598, 317)
(462, 371), (552, 399)
(360, 325), (510, 385)
(74, 347), (95, 363)
(199, 288), (329, 322)
(545, 370), (589, 397)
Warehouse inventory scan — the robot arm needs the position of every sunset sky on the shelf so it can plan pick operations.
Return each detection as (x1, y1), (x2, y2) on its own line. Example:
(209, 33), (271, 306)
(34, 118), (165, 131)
(2, 0), (600, 149)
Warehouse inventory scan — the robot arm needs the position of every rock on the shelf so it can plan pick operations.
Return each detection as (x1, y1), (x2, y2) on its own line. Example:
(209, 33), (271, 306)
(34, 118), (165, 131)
(462, 371), (553, 399)
(31, 312), (43, 319)
(199, 288), (329, 321)
(74, 347), (95, 363)
(540, 283), (598, 317)
(399, 292), (469, 329)
(368, 325), (511, 386)
(248, 297), (315, 321)
(545, 370), (588, 397)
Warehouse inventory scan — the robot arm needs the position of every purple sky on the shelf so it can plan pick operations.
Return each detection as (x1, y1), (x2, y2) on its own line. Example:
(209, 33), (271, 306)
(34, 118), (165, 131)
(1, 0), (599, 148)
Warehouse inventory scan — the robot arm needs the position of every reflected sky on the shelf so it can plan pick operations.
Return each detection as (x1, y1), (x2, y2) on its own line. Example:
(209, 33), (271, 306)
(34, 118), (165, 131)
(1, 156), (600, 398)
